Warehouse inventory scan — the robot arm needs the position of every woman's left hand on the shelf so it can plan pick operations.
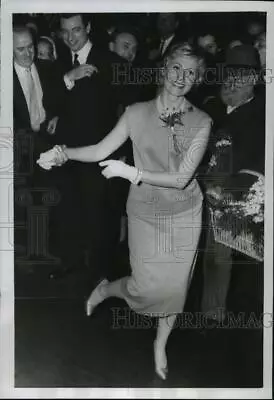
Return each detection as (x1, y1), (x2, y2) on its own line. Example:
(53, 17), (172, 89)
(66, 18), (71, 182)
(99, 159), (138, 182)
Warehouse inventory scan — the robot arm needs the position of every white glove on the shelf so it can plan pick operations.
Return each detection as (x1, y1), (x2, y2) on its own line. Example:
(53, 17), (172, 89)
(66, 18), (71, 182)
(99, 159), (142, 184)
(37, 145), (68, 170)
(37, 147), (58, 170)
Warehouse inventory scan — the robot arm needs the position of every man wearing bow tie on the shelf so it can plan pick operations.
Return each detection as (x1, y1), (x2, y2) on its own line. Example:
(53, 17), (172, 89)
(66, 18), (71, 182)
(49, 14), (122, 281)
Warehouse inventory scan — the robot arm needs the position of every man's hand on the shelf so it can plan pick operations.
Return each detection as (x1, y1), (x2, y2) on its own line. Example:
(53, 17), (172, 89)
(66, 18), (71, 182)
(206, 185), (223, 206)
(206, 185), (234, 205)
(47, 116), (59, 135)
(66, 64), (98, 82)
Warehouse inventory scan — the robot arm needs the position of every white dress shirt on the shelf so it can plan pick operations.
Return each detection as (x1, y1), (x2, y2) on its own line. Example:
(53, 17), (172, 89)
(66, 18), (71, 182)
(226, 96), (254, 114)
(14, 61), (46, 127)
(71, 39), (92, 65)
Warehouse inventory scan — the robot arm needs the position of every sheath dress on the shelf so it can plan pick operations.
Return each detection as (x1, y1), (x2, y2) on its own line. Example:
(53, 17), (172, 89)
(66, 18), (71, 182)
(119, 99), (211, 316)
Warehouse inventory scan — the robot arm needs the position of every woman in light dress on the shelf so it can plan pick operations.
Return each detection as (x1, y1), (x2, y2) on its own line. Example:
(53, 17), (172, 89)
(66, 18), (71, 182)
(38, 43), (212, 380)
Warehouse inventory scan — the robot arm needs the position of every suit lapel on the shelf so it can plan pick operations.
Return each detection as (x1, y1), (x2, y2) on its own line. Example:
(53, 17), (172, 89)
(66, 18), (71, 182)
(35, 62), (46, 104)
(86, 45), (103, 70)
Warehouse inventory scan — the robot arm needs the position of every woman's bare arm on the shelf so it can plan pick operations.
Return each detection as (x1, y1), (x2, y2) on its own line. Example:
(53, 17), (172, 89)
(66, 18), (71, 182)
(66, 112), (130, 163)
(140, 120), (212, 189)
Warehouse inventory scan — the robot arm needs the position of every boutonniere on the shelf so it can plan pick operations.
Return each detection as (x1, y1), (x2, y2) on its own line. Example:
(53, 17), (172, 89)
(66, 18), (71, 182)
(207, 135), (232, 172)
(215, 138), (232, 148)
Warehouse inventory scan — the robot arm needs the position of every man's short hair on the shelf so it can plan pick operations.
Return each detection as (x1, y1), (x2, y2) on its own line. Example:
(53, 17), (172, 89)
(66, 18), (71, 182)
(110, 26), (139, 44)
(13, 24), (32, 37)
(59, 13), (91, 28)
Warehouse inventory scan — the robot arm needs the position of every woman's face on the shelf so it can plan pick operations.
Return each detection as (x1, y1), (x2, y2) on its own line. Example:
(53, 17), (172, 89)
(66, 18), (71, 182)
(163, 54), (199, 97)
(37, 41), (52, 60)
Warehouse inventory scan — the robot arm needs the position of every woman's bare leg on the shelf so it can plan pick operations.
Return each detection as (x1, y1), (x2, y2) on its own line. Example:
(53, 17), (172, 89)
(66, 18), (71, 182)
(154, 314), (177, 380)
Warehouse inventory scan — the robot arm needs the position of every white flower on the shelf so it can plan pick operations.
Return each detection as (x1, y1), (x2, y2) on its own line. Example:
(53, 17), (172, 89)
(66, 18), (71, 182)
(214, 209), (223, 218)
(243, 203), (261, 216)
(253, 215), (264, 223)
(209, 154), (217, 167)
(236, 176), (265, 221)
(216, 139), (232, 148)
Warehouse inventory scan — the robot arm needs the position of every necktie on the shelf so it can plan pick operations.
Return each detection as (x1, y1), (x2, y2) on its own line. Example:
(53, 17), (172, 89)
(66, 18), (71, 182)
(73, 53), (80, 66)
(25, 68), (41, 132)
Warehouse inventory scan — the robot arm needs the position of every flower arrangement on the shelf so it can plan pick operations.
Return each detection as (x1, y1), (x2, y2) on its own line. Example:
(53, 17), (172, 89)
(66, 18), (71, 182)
(205, 127), (264, 260)
(210, 174), (264, 261)
(227, 176), (264, 224)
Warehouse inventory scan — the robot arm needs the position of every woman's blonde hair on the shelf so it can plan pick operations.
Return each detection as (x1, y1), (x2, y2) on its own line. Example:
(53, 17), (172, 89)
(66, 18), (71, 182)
(163, 41), (206, 83)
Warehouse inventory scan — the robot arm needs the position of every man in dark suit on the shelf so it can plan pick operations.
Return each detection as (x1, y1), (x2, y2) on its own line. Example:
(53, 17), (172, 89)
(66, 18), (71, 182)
(201, 45), (265, 322)
(13, 25), (63, 162)
(13, 25), (64, 263)
(148, 13), (183, 63)
(49, 14), (123, 281)
(109, 26), (157, 107)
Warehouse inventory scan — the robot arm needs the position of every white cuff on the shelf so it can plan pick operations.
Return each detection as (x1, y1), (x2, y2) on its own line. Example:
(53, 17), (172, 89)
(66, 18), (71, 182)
(64, 74), (75, 90)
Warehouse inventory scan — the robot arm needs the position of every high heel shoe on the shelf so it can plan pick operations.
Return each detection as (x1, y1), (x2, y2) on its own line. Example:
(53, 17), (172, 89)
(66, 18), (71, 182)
(86, 279), (108, 316)
(153, 340), (168, 381)
(155, 365), (168, 381)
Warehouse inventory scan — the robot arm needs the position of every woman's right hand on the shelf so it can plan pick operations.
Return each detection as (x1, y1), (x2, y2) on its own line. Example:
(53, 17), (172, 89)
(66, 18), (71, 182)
(37, 145), (68, 170)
